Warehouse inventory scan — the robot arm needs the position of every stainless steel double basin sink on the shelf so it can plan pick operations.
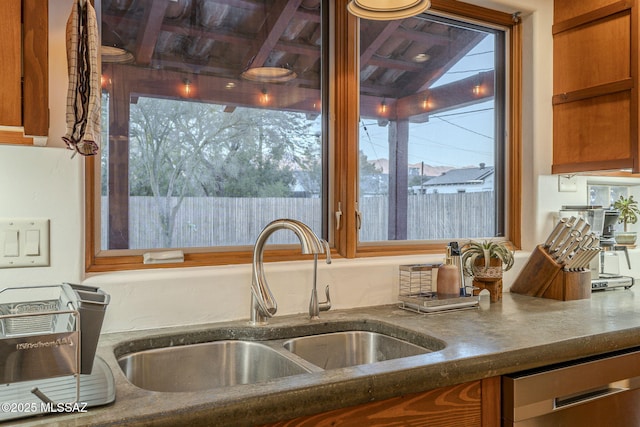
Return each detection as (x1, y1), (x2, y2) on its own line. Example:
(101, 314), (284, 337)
(115, 320), (445, 393)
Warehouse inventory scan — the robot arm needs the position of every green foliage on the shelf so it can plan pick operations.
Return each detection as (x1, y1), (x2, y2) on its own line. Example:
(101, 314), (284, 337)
(460, 240), (514, 277)
(613, 195), (640, 232)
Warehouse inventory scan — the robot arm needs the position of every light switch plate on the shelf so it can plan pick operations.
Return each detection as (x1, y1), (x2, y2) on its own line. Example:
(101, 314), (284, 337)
(558, 175), (578, 192)
(0, 219), (50, 268)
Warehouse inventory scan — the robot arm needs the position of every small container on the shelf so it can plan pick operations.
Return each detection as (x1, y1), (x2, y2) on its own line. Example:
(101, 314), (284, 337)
(437, 247), (461, 299)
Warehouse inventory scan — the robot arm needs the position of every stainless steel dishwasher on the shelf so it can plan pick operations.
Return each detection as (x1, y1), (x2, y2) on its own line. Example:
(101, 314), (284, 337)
(502, 347), (640, 426)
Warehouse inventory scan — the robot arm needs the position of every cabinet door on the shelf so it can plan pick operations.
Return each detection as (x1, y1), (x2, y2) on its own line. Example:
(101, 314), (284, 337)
(261, 377), (500, 427)
(22, 0), (49, 136)
(0, 0), (48, 142)
(554, 0), (629, 23)
(554, 12), (630, 94)
(0, 0), (22, 127)
(552, 2), (637, 173)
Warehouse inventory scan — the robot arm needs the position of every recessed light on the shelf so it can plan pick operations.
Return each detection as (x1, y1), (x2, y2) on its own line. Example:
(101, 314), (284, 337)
(413, 53), (430, 63)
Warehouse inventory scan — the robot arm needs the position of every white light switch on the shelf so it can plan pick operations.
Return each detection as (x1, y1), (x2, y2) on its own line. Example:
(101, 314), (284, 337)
(0, 219), (49, 268)
(25, 229), (40, 256)
(3, 230), (19, 257)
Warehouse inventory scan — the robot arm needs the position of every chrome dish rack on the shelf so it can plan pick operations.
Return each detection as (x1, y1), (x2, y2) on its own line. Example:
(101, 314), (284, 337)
(0, 284), (114, 422)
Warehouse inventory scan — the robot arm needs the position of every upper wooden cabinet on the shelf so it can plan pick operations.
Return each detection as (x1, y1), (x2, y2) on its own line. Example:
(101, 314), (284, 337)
(552, 0), (637, 173)
(0, 0), (48, 141)
(0, 0), (22, 128)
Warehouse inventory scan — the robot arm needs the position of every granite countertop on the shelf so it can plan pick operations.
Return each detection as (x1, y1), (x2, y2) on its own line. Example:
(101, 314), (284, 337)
(15, 290), (640, 426)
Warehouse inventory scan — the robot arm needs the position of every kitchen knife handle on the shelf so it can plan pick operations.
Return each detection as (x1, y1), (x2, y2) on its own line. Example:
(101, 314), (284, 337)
(544, 218), (567, 248)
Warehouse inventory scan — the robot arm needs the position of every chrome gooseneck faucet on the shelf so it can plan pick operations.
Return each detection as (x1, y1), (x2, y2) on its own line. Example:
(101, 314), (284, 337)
(250, 219), (331, 325)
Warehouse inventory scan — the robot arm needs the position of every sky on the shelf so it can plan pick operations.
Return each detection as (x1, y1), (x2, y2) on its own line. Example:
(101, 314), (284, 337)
(359, 36), (497, 170)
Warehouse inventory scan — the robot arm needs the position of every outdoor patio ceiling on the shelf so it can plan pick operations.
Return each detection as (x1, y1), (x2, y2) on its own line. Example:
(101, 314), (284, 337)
(100, 0), (493, 121)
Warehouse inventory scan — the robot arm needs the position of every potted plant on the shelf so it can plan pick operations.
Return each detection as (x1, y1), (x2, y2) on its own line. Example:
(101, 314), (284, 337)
(461, 240), (514, 302)
(461, 240), (514, 278)
(613, 195), (640, 245)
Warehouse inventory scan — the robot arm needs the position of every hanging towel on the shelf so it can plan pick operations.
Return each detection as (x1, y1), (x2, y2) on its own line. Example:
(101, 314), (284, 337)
(63, 0), (100, 156)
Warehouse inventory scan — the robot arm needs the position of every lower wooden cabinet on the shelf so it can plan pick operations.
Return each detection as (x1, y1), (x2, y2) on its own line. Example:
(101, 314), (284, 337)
(261, 377), (500, 427)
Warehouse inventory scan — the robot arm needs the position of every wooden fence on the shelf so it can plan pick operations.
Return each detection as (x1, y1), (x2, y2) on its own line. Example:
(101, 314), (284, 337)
(102, 192), (495, 249)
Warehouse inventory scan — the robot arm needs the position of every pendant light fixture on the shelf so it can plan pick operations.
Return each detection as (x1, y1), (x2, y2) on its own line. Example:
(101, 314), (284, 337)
(241, 66), (297, 83)
(101, 45), (134, 63)
(347, 0), (431, 20)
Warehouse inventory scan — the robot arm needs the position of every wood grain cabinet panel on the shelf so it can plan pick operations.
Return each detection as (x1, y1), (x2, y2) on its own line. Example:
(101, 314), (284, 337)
(261, 377), (500, 427)
(554, 0), (630, 23)
(22, 0), (49, 137)
(552, 1), (638, 173)
(553, 12), (630, 94)
(0, 0), (48, 143)
(0, 0), (22, 127)
(554, 92), (632, 169)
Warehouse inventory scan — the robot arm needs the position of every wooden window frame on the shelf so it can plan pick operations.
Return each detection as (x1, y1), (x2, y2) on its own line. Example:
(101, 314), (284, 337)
(332, 0), (521, 259)
(85, 0), (522, 273)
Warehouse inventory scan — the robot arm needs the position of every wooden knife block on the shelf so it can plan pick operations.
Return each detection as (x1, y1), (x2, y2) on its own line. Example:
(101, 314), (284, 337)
(510, 245), (591, 301)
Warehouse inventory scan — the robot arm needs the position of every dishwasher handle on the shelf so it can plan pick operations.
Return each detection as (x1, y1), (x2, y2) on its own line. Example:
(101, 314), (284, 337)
(555, 385), (629, 410)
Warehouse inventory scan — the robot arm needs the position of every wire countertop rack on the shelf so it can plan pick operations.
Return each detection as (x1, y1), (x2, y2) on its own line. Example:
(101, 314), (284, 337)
(398, 263), (479, 313)
(0, 283), (113, 422)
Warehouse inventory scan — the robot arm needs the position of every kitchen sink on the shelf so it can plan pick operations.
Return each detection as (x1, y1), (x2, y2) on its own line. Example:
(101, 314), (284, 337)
(115, 320), (446, 392)
(117, 340), (311, 392)
(283, 331), (433, 369)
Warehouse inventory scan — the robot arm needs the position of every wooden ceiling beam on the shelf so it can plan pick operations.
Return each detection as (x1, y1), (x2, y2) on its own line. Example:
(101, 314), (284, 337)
(106, 64), (321, 114)
(360, 21), (403, 66)
(133, 0), (170, 66)
(148, 54), (319, 87)
(105, 64), (493, 123)
(366, 56), (425, 73)
(359, 70), (495, 120)
(396, 26), (452, 45)
(243, 0), (304, 68)
(150, 55), (237, 77)
(159, 22), (255, 45)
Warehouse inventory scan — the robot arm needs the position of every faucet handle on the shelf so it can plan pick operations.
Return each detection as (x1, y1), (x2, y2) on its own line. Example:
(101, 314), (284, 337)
(319, 285), (331, 312)
(322, 239), (331, 264)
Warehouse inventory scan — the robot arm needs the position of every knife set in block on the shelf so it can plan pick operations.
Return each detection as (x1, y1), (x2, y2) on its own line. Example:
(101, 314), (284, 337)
(510, 245), (591, 301)
(510, 216), (599, 301)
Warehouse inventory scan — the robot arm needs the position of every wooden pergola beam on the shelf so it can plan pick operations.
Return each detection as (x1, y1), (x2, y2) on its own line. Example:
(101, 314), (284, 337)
(105, 64), (494, 121)
(133, 0), (170, 66)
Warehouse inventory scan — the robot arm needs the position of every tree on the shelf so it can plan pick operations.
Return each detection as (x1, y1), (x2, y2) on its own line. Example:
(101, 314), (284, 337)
(359, 150), (386, 195)
(127, 97), (320, 246)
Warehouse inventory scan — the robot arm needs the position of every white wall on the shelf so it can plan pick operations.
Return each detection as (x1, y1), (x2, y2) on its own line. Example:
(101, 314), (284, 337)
(0, 145), (84, 284)
(9, 0), (637, 334)
(0, 0), (84, 287)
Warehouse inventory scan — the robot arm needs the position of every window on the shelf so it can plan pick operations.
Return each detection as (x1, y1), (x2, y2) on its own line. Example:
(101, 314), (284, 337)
(87, 0), (521, 271)
(101, 96), (324, 250)
(93, 0), (328, 269)
(357, 13), (506, 244)
(589, 184), (631, 207)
